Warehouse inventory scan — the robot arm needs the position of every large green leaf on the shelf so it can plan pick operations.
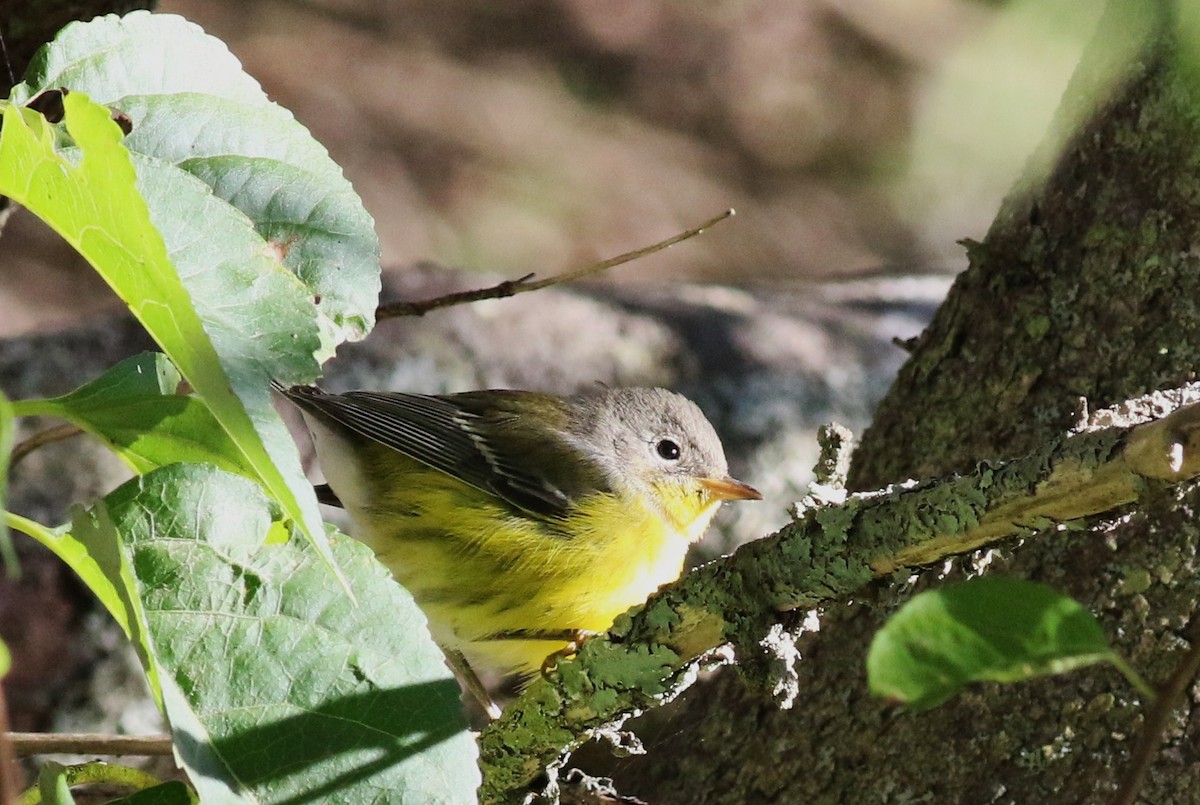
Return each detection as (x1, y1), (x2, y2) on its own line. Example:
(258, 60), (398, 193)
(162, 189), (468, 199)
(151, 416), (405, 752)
(12, 353), (249, 476)
(0, 88), (335, 585)
(10, 13), (266, 106)
(867, 577), (1121, 709)
(12, 11), (380, 349)
(74, 464), (479, 803)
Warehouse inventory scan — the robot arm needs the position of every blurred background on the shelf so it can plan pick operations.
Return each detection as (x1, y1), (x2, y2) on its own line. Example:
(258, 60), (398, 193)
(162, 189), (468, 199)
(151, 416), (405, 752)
(2, 0), (1102, 335)
(1, 0), (1108, 781)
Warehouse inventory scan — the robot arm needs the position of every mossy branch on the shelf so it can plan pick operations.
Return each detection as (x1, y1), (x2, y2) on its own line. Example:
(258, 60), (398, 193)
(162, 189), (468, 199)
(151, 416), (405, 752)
(478, 385), (1200, 803)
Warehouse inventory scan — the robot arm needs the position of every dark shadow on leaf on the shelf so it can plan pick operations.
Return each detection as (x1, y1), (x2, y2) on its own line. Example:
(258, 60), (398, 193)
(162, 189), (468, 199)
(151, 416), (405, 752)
(109, 780), (193, 804)
(173, 678), (469, 804)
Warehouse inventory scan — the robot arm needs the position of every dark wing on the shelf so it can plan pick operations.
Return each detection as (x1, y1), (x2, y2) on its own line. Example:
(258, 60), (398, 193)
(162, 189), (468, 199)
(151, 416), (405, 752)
(285, 386), (603, 518)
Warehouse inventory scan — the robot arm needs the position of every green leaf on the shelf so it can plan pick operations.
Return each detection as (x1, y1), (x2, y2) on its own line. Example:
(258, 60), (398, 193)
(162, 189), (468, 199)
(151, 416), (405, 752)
(26, 762), (175, 805)
(0, 89), (337, 587)
(37, 762), (78, 805)
(68, 499), (164, 703)
(13, 10), (380, 349)
(0, 637), (9, 678)
(12, 353), (249, 476)
(5, 512), (130, 641)
(867, 577), (1117, 709)
(11, 13), (267, 107)
(76, 464), (480, 803)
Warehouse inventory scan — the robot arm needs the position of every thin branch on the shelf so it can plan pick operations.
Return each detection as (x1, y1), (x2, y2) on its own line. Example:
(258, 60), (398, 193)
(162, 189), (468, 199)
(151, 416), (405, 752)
(376, 209), (735, 320)
(10, 423), (82, 469)
(0, 689), (18, 805)
(479, 388), (1200, 803)
(6, 732), (174, 757)
(1109, 619), (1200, 805)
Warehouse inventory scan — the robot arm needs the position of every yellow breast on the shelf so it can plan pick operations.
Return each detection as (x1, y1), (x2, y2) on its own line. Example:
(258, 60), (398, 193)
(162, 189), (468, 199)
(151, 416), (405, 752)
(343, 450), (719, 677)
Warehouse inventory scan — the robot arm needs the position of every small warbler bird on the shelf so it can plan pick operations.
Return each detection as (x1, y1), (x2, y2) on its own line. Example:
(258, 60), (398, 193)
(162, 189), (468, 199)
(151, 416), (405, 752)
(282, 384), (760, 699)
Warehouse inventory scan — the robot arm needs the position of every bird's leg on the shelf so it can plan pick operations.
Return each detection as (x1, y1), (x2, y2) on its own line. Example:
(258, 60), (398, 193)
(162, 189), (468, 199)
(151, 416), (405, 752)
(479, 628), (604, 675)
(538, 629), (602, 676)
(443, 648), (502, 721)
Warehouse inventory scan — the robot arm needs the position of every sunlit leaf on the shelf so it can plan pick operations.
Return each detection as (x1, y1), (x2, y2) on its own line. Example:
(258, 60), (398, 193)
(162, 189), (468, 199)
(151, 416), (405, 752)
(12, 11), (380, 349)
(5, 512), (129, 642)
(868, 577), (1117, 709)
(0, 90), (336, 584)
(72, 464), (480, 803)
(12, 353), (249, 476)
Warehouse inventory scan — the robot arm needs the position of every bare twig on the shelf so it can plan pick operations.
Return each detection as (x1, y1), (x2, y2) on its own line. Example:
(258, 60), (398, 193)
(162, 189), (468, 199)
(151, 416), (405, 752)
(6, 732), (174, 757)
(376, 209), (735, 320)
(1109, 619), (1200, 805)
(10, 424), (82, 469)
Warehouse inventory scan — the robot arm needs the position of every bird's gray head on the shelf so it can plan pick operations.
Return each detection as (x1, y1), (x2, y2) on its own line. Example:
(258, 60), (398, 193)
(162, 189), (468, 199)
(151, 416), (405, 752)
(565, 387), (731, 493)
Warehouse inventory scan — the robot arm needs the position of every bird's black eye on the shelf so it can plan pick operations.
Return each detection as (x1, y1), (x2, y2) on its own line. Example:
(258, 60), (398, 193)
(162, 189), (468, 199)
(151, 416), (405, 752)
(656, 439), (682, 461)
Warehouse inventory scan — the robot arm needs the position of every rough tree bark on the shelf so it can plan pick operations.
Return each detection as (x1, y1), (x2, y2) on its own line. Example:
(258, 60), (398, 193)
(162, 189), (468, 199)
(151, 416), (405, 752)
(593, 2), (1200, 803)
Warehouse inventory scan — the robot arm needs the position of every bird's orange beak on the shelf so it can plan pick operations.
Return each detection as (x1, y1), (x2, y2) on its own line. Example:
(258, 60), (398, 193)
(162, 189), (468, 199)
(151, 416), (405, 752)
(700, 476), (763, 502)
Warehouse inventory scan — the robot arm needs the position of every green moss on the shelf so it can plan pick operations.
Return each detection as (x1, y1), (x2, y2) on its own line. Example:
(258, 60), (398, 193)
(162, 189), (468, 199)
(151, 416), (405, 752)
(1119, 566), (1153, 594)
(1026, 315), (1052, 340)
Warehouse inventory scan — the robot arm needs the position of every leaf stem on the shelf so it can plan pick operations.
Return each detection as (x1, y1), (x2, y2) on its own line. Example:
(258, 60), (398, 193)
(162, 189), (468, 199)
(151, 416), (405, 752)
(1109, 622), (1200, 805)
(3, 512), (57, 545)
(1108, 654), (1157, 702)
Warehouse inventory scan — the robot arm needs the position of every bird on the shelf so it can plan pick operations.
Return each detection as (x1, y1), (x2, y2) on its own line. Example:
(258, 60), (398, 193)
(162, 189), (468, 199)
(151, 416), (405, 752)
(280, 383), (761, 713)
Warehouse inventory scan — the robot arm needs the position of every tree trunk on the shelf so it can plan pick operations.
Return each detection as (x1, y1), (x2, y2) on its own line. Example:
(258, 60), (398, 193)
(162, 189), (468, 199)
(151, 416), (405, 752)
(603, 2), (1200, 802)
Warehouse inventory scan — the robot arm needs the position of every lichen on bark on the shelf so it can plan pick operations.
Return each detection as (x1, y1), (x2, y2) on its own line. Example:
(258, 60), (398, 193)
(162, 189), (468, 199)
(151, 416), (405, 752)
(855, 0), (1200, 488)
(579, 2), (1200, 803)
